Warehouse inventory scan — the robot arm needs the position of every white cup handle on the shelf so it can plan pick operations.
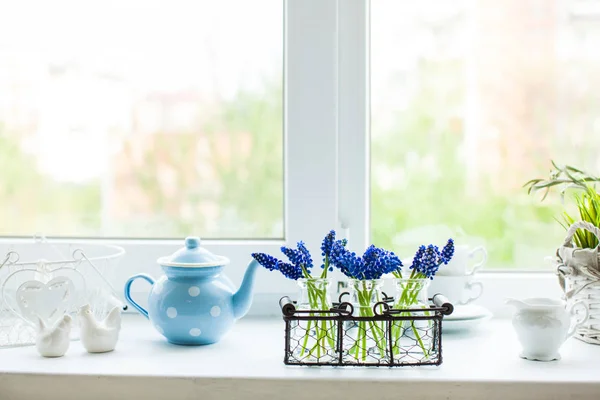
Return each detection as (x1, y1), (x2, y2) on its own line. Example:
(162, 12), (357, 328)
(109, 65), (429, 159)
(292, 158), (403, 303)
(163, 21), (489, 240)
(467, 246), (487, 275)
(461, 281), (483, 305)
(567, 300), (589, 338)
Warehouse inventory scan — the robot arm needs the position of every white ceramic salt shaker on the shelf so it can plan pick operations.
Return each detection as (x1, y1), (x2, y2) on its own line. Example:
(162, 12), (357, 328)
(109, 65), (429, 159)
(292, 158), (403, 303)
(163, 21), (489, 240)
(78, 304), (122, 353)
(35, 314), (72, 358)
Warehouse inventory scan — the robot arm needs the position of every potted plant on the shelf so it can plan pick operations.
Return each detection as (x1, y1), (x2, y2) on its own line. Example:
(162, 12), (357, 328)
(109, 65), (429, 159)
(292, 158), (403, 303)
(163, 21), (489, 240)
(525, 160), (600, 248)
(525, 161), (600, 344)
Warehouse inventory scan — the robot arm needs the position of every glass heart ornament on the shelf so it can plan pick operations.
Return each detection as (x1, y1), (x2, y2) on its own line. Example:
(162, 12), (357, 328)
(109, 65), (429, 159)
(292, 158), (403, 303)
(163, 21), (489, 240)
(16, 276), (76, 326)
(2, 266), (86, 327)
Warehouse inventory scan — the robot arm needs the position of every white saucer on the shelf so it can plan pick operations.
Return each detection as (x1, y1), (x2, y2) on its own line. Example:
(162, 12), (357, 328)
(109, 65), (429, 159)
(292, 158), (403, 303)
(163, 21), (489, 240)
(443, 305), (492, 332)
(446, 305), (491, 321)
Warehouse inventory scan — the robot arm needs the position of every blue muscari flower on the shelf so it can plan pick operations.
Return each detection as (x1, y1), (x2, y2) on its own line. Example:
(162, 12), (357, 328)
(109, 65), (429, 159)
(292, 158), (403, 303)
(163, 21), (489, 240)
(251, 252), (304, 280)
(321, 231), (347, 271)
(321, 230), (336, 259)
(276, 261), (303, 280)
(410, 245), (426, 271)
(422, 245), (442, 278)
(251, 252), (279, 271)
(329, 243), (402, 280)
(328, 240), (360, 277)
(440, 238), (455, 264)
(341, 253), (365, 279)
(410, 238), (454, 279)
(282, 241), (313, 273)
(297, 241), (314, 271)
(361, 245), (403, 279)
(281, 245), (303, 267)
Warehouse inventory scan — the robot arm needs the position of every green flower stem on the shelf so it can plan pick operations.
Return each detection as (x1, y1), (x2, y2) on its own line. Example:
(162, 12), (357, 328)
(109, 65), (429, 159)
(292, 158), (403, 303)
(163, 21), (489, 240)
(321, 289), (336, 350)
(348, 281), (386, 362)
(320, 255), (329, 278)
(299, 285), (317, 357)
(300, 320), (313, 356)
(391, 284), (413, 348)
(307, 319), (328, 357)
(306, 288), (336, 357)
(368, 283), (386, 359)
(411, 321), (428, 357)
(391, 283), (429, 358)
(299, 279), (335, 359)
(368, 320), (385, 358)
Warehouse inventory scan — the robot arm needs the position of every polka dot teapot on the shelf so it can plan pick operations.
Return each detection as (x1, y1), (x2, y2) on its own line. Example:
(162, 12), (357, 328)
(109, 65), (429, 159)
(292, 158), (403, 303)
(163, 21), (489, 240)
(124, 237), (259, 345)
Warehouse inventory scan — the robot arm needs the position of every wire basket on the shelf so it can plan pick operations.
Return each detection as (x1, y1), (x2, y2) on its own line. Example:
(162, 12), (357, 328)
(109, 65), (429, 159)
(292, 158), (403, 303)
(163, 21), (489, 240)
(0, 236), (125, 348)
(280, 293), (453, 367)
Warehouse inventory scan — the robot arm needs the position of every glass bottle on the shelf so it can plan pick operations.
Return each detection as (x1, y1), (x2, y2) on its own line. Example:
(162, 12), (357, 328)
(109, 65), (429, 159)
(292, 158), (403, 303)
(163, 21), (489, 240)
(391, 278), (433, 363)
(290, 278), (336, 363)
(343, 278), (387, 364)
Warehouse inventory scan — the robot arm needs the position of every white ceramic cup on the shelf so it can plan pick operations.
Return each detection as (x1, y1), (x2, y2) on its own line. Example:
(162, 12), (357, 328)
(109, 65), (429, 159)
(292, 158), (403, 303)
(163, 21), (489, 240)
(438, 245), (487, 276)
(427, 275), (483, 306)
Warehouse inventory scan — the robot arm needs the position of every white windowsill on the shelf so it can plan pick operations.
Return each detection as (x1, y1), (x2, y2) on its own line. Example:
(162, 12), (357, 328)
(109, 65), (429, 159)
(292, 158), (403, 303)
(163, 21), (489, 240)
(0, 314), (599, 400)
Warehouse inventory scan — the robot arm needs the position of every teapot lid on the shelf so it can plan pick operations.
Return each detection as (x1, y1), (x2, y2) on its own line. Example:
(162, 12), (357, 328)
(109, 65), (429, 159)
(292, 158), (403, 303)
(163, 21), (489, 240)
(157, 237), (230, 268)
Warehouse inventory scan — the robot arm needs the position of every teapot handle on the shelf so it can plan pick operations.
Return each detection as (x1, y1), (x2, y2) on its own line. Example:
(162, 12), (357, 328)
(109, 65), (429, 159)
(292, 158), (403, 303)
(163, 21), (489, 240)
(567, 300), (589, 338)
(124, 274), (155, 319)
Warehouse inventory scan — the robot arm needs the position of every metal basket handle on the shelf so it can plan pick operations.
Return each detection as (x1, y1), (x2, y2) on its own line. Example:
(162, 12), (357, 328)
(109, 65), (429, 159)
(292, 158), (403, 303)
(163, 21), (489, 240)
(432, 293), (454, 315)
(279, 296), (296, 317)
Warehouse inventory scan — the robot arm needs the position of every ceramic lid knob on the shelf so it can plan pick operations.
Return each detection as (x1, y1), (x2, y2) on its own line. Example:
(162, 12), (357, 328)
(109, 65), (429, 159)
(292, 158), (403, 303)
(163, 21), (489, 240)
(157, 236), (228, 267)
(185, 237), (201, 249)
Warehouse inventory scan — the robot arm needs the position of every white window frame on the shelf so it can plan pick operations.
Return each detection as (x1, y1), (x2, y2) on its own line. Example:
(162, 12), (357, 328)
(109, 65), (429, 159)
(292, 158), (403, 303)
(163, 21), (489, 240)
(0, 0), (560, 318)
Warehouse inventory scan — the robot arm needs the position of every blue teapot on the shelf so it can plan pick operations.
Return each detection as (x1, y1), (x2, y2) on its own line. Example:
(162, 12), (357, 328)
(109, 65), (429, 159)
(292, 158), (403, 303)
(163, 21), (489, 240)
(124, 237), (259, 345)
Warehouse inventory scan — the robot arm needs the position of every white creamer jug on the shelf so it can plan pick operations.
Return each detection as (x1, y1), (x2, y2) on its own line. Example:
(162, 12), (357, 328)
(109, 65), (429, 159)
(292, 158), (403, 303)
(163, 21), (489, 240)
(506, 297), (588, 361)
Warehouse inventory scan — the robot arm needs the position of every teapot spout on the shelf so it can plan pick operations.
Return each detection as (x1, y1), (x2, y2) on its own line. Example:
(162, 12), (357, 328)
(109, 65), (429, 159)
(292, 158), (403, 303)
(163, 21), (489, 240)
(232, 259), (260, 320)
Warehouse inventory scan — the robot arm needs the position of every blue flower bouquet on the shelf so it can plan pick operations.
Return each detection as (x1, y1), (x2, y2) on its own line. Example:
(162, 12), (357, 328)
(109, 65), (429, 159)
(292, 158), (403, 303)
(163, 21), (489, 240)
(254, 231), (455, 364)
(252, 231), (345, 362)
(327, 242), (402, 362)
(391, 240), (455, 360)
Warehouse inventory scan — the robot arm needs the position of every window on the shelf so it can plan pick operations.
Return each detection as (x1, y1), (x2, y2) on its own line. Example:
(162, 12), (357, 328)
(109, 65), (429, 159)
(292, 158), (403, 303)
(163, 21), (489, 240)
(0, 0), (342, 299)
(370, 0), (600, 270)
(0, 0), (576, 310)
(0, 0), (283, 239)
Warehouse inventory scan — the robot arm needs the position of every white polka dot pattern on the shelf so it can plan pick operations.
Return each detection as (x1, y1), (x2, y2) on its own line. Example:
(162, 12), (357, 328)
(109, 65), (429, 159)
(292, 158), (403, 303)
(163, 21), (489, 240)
(188, 286), (200, 297)
(189, 328), (201, 337)
(166, 307), (177, 318)
(210, 306), (221, 317)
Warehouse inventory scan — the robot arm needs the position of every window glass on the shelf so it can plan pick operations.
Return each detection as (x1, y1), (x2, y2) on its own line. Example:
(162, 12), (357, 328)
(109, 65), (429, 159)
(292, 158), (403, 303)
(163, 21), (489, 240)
(371, 0), (600, 269)
(0, 0), (283, 238)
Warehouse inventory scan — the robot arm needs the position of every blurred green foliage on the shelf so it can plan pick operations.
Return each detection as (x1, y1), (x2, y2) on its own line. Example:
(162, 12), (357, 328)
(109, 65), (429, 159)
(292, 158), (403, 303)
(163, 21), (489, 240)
(0, 64), (586, 269)
(203, 83), (284, 237)
(81, 81), (285, 238)
(370, 62), (563, 269)
(0, 124), (101, 236)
